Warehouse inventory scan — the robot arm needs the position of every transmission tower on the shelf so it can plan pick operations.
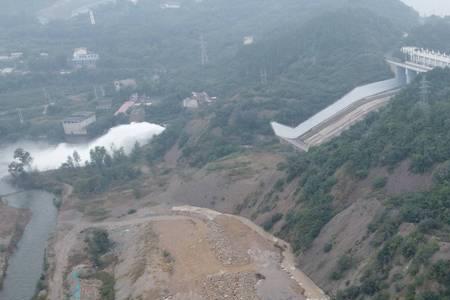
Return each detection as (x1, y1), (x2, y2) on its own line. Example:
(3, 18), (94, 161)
(43, 88), (51, 104)
(419, 75), (431, 103)
(17, 109), (24, 125)
(89, 10), (96, 25)
(200, 35), (208, 66)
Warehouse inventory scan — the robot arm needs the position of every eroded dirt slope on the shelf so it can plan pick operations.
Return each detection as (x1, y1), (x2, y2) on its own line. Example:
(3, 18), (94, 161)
(48, 205), (328, 300)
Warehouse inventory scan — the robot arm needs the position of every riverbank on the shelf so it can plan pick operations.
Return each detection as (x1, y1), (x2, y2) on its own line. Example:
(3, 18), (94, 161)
(0, 200), (31, 289)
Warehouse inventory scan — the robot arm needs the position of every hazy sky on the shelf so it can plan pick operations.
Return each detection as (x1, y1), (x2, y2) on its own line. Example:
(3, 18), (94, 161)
(401, 0), (450, 16)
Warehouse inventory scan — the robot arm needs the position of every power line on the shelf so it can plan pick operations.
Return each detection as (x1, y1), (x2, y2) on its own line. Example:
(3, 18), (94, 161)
(200, 35), (208, 66)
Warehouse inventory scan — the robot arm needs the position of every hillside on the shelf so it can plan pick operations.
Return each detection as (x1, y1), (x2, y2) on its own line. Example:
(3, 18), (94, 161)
(0, 0), (417, 141)
(256, 69), (450, 299)
(7, 0), (450, 299)
(160, 5), (416, 168)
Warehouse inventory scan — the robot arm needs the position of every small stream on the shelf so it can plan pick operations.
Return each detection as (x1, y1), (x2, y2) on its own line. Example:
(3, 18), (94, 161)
(0, 179), (57, 300)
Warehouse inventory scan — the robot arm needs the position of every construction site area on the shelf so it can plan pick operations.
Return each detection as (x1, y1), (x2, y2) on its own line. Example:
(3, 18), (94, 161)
(49, 206), (328, 300)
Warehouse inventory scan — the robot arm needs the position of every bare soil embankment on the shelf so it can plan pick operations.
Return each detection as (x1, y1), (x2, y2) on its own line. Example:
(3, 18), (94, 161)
(47, 204), (328, 300)
(0, 200), (31, 288)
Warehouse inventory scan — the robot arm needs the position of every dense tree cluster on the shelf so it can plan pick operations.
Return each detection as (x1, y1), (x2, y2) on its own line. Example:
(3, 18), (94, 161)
(58, 146), (141, 196)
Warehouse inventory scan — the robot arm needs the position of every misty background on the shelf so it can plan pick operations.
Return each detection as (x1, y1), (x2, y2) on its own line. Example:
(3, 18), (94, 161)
(402, 0), (450, 16)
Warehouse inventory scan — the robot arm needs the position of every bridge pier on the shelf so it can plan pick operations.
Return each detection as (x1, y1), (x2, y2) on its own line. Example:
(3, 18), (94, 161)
(406, 68), (419, 84)
(393, 65), (420, 85)
(395, 66), (407, 85)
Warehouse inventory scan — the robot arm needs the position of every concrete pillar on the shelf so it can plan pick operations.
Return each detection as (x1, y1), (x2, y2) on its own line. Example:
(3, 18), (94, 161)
(395, 66), (407, 85)
(406, 68), (418, 84)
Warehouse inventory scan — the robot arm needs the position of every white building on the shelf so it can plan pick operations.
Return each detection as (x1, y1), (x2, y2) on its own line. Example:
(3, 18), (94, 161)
(182, 92), (216, 109)
(62, 112), (96, 135)
(0, 68), (14, 75)
(160, 1), (181, 9)
(72, 48), (99, 69)
(114, 79), (137, 92)
(243, 36), (254, 45)
(0, 52), (23, 61)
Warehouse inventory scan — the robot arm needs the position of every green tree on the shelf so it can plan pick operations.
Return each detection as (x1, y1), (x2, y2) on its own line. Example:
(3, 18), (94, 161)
(8, 148), (33, 179)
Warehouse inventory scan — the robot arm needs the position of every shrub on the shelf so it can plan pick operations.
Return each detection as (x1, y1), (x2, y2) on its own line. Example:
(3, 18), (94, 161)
(94, 272), (115, 300)
(331, 255), (354, 280)
(373, 176), (387, 189)
(262, 213), (283, 231)
(86, 229), (113, 267)
(323, 242), (333, 253)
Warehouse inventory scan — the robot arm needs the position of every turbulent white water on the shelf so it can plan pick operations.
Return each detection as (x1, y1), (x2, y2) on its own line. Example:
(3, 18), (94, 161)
(0, 122), (164, 174)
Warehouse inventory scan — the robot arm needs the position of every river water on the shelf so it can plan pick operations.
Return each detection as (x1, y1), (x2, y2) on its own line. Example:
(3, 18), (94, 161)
(0, 122), (164, 299)
(0, 182), (57, 300)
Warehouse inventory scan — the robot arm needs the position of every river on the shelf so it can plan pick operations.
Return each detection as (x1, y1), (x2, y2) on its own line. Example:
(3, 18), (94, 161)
(0, 182), (57, 300)
(0, 122), (164, 300)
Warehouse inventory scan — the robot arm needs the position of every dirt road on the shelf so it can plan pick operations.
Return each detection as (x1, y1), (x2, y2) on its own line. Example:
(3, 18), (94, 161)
(48, 206), (328, 300)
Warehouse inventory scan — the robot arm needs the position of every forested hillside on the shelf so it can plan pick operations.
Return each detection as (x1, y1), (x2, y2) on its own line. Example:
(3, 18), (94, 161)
(266, 68), (450, 300)
(0, 0), (418, 145)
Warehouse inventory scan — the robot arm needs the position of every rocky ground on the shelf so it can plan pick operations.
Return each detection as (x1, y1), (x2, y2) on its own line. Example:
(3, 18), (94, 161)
(46, 204), (327, 300)
(0, 200), (31, 288)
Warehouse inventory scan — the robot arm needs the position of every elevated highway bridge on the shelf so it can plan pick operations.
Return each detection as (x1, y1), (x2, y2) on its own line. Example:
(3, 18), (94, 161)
(272, 47), (450, 151)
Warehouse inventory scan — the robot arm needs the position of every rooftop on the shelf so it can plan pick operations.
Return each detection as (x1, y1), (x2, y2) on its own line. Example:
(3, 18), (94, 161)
(63, 112), (95, 123)
(114, 101), (135, 116)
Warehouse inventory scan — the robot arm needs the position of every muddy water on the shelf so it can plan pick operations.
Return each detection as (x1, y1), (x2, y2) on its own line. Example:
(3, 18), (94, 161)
(0, 178), (57, 300)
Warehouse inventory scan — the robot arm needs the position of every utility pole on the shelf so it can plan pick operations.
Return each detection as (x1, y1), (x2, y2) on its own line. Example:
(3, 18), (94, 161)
(100, 86), (106, 97)
(94, 86), (99, 100)
(17, 109), (24, 125)
(43, 88), (51, 104)
(260, 67), (268, 85)
(200, 35), (208, 66)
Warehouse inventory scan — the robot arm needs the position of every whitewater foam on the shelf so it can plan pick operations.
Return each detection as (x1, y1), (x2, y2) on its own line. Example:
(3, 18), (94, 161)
(0, 122), (164, 175)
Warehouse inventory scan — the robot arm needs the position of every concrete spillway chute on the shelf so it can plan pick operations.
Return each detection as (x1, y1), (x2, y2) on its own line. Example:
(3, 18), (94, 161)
(271, 47), (446, 151)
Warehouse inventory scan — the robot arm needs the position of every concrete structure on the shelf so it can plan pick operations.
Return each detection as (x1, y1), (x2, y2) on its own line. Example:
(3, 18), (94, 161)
(96, 99), (113, 111)
(72, 48), (99, 69)
(114, 94), (151, 122)
(271, 79), (403, 151)
(160, 1), (181, 9)
(0, 68), (14, 75)
(183, 92), (216, 109)
(387, 47), (450, 84)
(0, 52), (23, 61)
(243, 36), (255, 46)
(63, 112), (96, 135)
(272, 47), (449, 152)
(114, 79), (137, 92)
(114, 101), (135, 116)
